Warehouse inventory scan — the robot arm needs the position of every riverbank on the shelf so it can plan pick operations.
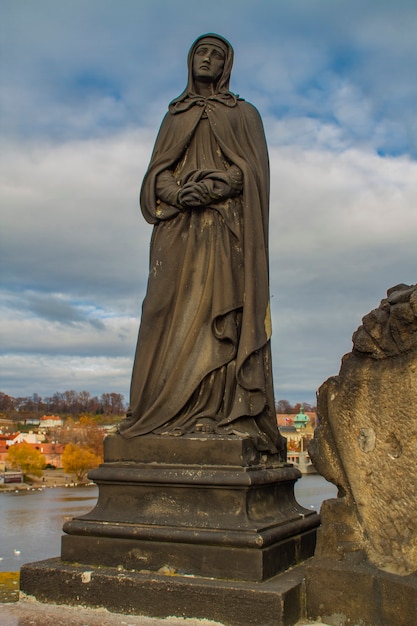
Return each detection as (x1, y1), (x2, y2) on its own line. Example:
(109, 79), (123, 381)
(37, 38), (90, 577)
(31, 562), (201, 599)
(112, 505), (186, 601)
(0, 469), (93, 492)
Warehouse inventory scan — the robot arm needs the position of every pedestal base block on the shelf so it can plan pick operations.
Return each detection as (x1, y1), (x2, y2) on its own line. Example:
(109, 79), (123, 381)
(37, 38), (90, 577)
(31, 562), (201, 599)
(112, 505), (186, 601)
(62, 528), (318, 583)
(20, 557), (308, 626)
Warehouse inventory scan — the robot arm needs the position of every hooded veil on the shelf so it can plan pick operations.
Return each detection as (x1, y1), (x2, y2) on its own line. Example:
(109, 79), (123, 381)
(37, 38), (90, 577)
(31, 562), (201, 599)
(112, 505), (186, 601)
(169, 33), (238, 112)
(119, 34), (285, 456)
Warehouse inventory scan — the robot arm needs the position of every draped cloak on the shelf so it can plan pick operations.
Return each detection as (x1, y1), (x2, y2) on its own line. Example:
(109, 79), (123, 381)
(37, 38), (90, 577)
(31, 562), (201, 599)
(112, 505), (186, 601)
(119, 35), (284, 454)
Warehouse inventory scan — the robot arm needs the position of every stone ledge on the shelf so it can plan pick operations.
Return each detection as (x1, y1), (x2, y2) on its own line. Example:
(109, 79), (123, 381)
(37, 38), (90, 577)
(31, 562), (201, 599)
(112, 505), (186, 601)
(104, 433), (283, 467)
(20, 557), (309, 626)
(306, 557), (417, 626)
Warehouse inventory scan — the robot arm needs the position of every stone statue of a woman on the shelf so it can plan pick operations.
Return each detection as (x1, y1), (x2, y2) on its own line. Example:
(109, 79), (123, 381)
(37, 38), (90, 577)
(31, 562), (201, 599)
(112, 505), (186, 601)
(119, 34), (285, 457)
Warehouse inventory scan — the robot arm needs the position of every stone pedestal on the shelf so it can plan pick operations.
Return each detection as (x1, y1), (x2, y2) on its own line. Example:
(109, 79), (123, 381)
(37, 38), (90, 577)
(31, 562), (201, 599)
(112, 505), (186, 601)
(21, 433), (320, 625)
(62, 434), (319, 582)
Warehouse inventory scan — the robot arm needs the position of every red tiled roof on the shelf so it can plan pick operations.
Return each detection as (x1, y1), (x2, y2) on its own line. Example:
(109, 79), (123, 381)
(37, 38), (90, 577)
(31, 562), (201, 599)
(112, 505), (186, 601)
(38, 443), (65, 454)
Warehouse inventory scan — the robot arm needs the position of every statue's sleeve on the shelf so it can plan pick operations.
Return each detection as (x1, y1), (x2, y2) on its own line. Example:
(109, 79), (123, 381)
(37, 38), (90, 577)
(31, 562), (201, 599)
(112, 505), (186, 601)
(152, 170), (181, 221)
(155, 170), (180, 205)
(140, 107), (204, 223)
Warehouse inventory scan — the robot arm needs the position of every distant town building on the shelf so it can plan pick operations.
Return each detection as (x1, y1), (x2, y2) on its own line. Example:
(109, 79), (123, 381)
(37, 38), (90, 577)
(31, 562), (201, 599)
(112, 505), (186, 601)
(24, 417), (40, 426)
(276, 411), (317, 474)
(293, 407), (311, 429)
(8, 432), (43, 446)
(1, 432), (65, 469)
(0, 471), (23, 484)
(37, 442), (65, 468)
(39, 415), (64, 429)
(0, 434), (9, 470)
(0, 417), (14, 433)
(7, 432), (44, 446)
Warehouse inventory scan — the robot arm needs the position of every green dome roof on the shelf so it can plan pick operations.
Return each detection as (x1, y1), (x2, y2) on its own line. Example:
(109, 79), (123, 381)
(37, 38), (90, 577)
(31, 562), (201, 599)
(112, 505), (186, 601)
(294, 408), (309, 428)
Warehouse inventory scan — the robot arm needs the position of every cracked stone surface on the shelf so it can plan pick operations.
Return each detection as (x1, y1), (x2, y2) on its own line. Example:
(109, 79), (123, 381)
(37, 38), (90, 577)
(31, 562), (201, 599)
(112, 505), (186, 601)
(310, 283), (417, 576)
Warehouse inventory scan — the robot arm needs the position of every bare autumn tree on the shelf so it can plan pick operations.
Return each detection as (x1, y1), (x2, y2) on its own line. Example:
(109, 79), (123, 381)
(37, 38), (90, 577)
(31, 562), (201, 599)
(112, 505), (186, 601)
(275, 399), (316, 414)
(54, 416), (105, 458)
(0, 389), (126, 419)
(0, 392), (15, 413)
(275, 399), (293, 414)
(100, 393), (125, 415)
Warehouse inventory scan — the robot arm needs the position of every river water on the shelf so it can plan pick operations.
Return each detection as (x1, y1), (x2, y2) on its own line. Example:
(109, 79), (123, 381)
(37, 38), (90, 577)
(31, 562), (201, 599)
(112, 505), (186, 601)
(0, 474), (337, 573)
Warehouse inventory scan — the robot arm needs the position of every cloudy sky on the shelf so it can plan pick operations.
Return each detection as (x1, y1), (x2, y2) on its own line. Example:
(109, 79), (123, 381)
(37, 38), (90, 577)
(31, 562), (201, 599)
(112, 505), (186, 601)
(1, 0), (416, 407)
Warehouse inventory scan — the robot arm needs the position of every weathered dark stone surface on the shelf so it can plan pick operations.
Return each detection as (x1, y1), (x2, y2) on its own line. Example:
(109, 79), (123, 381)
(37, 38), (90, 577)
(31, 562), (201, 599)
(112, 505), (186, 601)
(20, 557), (308, 626)
(306, 558), (417, 626)
(61, 434), (319, 582)
(307, 284), (417, 625)
(105, 430), (270, 465)
(119, 33), (286, 459)
(20, 409), (319, 625)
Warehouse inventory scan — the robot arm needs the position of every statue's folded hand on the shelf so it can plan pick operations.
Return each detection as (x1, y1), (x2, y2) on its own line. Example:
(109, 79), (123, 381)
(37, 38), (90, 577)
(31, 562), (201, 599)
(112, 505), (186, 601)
(179, 177), (233, 208)
(178, 182), (210, 207)
(204, 177), (232, 200)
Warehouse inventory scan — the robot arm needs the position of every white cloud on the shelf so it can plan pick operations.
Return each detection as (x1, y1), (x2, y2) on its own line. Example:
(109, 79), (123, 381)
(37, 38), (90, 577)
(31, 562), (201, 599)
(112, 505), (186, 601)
(2, 128), (415, 403)
(1, 131), (154, 299)
(269, 146), (417, 257)
(0, 299), (137, 358)
(268, 144), (417, 401)
(1, 0), (416, 404)
(0, 354), (133, 400)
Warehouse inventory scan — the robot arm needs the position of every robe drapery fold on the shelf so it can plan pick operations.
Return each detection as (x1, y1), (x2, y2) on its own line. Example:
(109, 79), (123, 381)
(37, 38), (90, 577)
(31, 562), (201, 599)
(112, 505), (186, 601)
(119, 34), (283, 454)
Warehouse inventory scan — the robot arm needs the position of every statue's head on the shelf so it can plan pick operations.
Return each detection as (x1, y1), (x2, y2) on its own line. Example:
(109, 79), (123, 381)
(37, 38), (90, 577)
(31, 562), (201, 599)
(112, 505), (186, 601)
(187, 34), (234, 94)
(192, 39), (225, 85)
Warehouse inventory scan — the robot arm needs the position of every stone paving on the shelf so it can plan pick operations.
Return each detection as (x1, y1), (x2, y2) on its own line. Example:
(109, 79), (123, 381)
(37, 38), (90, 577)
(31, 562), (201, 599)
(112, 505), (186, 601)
(0, 600), (326, 626)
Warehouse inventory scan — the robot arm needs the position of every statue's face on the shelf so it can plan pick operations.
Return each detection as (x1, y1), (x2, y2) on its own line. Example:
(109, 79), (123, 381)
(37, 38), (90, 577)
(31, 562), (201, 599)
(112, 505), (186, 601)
(192, 43), (225, 83)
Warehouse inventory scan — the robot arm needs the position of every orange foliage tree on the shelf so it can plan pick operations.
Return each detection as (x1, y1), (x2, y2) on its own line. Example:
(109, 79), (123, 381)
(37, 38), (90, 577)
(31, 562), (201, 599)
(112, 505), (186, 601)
(61, 443), (102, 481)
(6, 443), (46, 478)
